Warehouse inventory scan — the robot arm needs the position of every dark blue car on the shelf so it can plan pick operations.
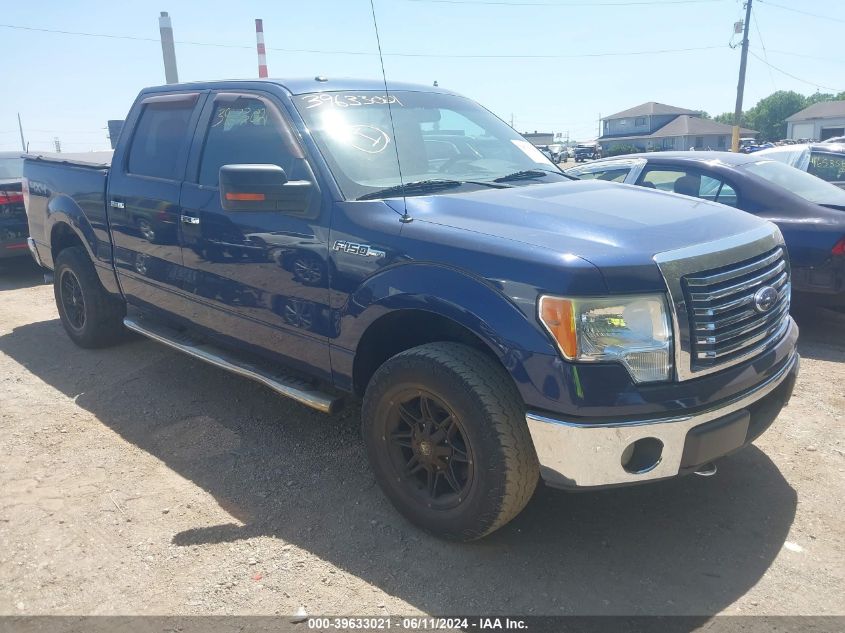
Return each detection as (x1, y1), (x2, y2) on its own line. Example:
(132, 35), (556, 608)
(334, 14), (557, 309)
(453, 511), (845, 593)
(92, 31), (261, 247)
(566, 151), (845, 308)
(23, 80), (799, 539)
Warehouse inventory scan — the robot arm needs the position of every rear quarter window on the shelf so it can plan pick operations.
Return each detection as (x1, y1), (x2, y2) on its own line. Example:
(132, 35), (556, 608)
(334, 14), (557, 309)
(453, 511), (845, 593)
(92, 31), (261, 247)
(127, 102), (194, 180)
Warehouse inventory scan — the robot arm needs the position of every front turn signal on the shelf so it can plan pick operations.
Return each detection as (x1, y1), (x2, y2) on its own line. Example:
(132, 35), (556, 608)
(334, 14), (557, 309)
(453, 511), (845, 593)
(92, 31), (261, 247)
(538, 296), (578, 359)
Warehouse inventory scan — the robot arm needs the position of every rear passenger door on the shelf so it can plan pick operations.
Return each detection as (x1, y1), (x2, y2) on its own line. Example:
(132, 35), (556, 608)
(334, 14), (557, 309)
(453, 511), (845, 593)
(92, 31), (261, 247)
(107, 91), (206, 315)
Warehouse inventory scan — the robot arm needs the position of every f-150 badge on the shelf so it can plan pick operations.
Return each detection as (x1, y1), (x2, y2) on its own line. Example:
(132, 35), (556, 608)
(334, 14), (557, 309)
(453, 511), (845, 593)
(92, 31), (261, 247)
(332, 240), (386, 259)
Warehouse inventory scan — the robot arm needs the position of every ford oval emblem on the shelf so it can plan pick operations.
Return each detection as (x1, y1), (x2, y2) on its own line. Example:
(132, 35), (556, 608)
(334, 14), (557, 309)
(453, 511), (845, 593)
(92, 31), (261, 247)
(753, 285), (778, 313)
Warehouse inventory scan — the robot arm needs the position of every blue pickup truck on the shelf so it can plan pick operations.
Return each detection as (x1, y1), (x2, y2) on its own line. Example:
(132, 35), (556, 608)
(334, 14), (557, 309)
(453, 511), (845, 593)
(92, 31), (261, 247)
(24, 78), (799, 540)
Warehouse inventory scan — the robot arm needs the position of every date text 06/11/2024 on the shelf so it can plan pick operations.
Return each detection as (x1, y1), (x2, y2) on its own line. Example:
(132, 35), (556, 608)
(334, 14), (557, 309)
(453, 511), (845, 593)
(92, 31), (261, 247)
(306, 617), (528, 629)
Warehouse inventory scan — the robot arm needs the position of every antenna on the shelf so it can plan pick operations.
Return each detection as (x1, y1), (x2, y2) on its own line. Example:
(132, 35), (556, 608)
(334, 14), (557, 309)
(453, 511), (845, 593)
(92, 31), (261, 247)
(368, 0), (410, 223)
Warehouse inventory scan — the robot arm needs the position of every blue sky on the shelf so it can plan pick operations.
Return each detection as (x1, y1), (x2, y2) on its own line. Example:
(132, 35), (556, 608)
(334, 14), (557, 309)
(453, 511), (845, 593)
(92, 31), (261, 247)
(1, 0), (842, 152)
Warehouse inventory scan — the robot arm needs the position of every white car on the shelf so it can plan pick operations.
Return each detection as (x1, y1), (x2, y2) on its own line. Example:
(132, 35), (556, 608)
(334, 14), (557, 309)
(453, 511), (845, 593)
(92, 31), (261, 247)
(754, 143), (845, 189)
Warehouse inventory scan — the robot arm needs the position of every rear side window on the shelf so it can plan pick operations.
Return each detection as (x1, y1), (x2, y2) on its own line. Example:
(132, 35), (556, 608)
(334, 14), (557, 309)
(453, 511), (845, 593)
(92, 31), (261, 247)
(128, 102), (194, 180)
(0, 158), (23, 179)
(640, 168), (739, 206)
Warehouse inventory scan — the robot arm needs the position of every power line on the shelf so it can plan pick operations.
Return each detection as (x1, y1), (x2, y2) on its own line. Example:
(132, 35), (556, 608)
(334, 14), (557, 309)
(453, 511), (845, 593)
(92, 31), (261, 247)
(756, 0), (845, 24)
(750, 5), (776, 90)
(0, 23), (726, 59)
(766, 49), (845, 65)
(748, 50), (844, 92)
(403, 0), (724, 5)
(380, 45), (725, 58)
(27, 128), (106, 134)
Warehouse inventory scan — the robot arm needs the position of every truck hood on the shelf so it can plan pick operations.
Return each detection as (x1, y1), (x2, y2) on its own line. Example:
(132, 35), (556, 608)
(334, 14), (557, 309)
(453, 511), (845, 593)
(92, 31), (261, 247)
(394, 180), (768, 291)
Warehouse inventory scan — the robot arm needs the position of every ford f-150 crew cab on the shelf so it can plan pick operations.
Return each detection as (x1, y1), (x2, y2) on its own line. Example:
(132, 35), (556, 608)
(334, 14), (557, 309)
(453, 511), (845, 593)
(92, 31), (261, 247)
(24, 78), (799, 540)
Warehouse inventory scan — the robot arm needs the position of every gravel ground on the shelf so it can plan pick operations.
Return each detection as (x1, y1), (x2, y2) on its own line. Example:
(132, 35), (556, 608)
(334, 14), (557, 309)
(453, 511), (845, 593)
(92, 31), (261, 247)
(1, 256), (843, 617)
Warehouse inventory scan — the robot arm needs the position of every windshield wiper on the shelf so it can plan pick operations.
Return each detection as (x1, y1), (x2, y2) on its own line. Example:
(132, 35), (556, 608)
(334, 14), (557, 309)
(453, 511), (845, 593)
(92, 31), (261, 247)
(493, 169), (564, 183)
(357, 178), (509, 200)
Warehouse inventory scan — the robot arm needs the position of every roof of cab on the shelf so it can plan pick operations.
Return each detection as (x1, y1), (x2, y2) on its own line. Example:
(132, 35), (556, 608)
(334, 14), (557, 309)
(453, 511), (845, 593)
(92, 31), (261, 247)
(140, 77), (461, 97)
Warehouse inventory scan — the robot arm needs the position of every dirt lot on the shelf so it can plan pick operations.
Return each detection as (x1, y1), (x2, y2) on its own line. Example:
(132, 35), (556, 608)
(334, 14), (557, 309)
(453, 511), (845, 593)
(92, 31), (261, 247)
(1, 256), (843, 617)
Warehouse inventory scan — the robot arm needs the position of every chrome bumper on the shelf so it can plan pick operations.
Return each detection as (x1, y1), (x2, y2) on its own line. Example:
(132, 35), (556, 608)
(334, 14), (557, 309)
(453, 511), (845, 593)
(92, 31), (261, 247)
(526, 350), (799, 489)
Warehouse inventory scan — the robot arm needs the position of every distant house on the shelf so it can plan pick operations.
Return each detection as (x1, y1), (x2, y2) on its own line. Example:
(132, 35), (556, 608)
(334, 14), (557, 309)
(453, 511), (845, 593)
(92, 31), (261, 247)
(598, 102), (756, 153)
(786, 101), (845, 141)
(523, 131), (554, 147)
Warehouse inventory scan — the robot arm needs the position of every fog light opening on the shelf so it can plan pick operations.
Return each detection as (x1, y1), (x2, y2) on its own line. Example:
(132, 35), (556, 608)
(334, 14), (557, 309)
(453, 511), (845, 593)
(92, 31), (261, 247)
(621, 437), (664, 474)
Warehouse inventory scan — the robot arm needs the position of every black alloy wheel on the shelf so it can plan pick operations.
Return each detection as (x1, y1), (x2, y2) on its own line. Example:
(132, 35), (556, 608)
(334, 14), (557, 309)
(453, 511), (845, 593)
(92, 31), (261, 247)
(385, 390), (474, 509)
(59, 269), (86, 331)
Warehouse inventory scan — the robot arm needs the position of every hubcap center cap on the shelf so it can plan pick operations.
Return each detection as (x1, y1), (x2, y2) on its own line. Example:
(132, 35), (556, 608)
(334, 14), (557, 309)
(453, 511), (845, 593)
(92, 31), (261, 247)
(418, 440), (433, 458)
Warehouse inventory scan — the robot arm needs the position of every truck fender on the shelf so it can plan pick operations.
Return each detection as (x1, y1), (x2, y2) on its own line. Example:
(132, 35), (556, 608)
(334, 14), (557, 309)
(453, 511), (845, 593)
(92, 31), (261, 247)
(335, 263), (561, 405)
(45, 195), (122, 295)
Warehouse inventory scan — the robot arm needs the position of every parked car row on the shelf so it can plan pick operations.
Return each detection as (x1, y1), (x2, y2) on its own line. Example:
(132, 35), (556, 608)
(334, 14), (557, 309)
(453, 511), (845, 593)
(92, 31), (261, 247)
(0, 152), (27, 259)
(565, 151), (845, 307)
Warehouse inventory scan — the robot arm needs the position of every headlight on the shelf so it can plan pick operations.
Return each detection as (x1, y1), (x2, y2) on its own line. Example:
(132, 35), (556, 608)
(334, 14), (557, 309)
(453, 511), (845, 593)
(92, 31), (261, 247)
(538, 294), (673, 383)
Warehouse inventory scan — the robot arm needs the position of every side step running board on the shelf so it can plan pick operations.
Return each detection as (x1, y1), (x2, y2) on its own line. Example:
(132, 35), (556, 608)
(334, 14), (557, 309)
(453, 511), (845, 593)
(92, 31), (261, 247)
(123, 317), (342, 414)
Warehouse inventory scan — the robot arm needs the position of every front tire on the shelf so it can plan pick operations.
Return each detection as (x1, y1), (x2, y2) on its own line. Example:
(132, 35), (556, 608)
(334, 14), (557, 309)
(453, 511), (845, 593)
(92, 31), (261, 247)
(362, 342), (539, 540)
(54, 246), (126, 348)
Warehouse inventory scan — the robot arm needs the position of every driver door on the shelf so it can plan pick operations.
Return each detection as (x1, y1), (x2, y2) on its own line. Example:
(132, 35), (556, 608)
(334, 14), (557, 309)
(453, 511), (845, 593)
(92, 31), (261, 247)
(178, 91), (332, 378)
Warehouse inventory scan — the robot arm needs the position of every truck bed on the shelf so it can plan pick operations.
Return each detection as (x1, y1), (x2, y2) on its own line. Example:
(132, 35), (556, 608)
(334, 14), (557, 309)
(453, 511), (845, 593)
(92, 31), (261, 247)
(23, 153), (111, 271)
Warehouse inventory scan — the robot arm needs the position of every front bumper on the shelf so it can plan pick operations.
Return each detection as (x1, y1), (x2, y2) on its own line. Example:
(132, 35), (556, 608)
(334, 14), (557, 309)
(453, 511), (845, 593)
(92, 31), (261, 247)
(526, 350), (799, 489)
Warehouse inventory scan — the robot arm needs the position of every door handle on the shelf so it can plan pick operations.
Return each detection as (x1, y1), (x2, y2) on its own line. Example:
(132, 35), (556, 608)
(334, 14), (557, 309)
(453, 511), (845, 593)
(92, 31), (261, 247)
(180, 215), (200, 225)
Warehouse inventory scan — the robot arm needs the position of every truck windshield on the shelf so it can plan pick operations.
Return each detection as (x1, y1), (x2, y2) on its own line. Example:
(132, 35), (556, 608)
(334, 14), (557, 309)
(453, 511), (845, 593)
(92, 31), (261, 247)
(743, 159), (845, 208)
(0, 158), (23, 179)
(293, 90), (565, 200)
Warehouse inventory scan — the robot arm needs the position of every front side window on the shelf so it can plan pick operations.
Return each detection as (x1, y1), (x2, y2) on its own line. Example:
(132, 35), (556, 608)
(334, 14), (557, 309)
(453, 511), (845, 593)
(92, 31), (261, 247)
(198, 96), (309, 187)
(128, 101), (194, 180)
(808, 151), (845, 184)
(293, 91), (565, 200)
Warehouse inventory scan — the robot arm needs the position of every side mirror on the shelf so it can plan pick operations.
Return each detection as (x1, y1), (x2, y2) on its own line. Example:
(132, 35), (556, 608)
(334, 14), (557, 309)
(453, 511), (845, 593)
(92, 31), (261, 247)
(219, 164), (313, 213)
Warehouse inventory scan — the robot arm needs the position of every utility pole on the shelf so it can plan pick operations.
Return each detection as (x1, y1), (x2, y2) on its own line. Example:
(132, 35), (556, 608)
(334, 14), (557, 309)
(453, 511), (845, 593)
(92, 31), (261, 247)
(159, 11), (179, 84)
(731, 0), (752, 152)
(17, 113), (26, 152)
(255, 19), (268, 78)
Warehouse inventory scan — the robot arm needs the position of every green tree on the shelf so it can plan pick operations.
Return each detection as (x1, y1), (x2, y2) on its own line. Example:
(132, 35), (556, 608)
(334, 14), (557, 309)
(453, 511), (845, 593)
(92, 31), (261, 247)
(714, 111), (743, 126)
(805, 92), (836, 106)
(744, 90), (807, 141)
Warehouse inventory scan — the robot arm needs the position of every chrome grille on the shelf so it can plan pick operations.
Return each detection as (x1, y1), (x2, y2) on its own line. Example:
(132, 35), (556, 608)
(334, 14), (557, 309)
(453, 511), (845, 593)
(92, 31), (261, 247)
(683, 246), (790, 369)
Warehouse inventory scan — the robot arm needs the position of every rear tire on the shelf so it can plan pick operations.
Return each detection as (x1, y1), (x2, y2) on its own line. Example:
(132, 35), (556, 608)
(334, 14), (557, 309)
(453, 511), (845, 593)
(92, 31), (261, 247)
(54, 246), (126, 348)
(362, 342), (539, 541)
